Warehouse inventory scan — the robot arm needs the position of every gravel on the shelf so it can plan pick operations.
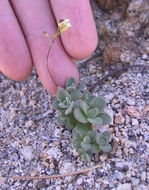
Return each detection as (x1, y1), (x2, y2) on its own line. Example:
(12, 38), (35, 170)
(0, 0), (149, 189)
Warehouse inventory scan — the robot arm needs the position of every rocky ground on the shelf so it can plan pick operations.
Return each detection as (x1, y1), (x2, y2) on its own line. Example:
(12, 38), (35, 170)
(0, 0), (149, 189)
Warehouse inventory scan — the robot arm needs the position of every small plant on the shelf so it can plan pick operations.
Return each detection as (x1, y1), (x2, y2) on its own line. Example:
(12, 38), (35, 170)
(44, 19), (112, 161)
(53, 78), (111, 161)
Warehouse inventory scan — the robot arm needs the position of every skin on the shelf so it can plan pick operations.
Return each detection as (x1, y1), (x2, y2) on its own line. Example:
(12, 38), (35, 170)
(0, 0), (98, 94)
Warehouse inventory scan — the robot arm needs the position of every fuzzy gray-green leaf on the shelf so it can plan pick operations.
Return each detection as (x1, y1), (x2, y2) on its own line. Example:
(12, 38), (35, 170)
(70, 90), (80, 101)
(72, 138), (82, 149)
(53, 100), (65, 111)
(89, 97), (106, 112)
(57, 87), (70, 102)
(66, 114), (78, 130)
(90, 144), (100, 154)
(82, 91), (93, 103)
(96, 131), (110, 145)
(98, 113), (111, 125)
(87, 117), (102, 125)
(56, 117), (66, 126)
(65, 102), (74, 115)
(81, 153), (91, 162)
(74, 123), (92, 137)
(88, 131), (97, 143)
(80, 101), (88, 115)
(83, 136), (91, 144)
(76, 84), (85, 91)
(74, 108), (88, 123)
(81, 142), (91, 152)
(88, 108), (99, 118)
(100, 144), (111, 152)
(66, 77), (76, 89)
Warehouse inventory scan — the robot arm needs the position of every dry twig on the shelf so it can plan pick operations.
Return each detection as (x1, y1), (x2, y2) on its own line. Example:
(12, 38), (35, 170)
(12, 164), (101, 181)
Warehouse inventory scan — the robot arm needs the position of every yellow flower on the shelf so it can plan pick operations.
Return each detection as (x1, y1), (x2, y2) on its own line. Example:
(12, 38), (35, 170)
(58, 19), (72, 34)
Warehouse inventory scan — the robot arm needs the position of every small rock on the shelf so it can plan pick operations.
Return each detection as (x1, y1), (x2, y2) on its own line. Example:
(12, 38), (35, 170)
(125, 106), (140, 119)
(56, 186), (61, 190)
(136, 185), (148, 190)
(117, 183), (132, 190)
(77, 178), (83, 185)
(127, 98), (136, 106)
(115, 162), (124, 169)
(140, 171), (146, 181)
(115, 112), (125, 124)
(21, 146), (34, 161)
(89, 64), (96, 74)
(25, 120), (34, 128)
(0, 177), (6, 184)
(59, 162), (75, 175)
(132, 118), (139, 126)
(100, 154), (107, 162)
(131, 177), (140, 187)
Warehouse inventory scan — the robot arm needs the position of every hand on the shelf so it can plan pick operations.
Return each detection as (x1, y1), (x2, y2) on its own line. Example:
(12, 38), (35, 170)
(0, 0), (98, 94)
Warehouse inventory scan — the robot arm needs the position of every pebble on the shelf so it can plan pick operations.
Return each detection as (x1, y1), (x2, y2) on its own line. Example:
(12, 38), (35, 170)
(132, 118), (139, 125)
(135, 185), (149, 190)
(0, 177), (6, 184)
(117, 183), (132, 190)
(77, 178), (83, 185)
(115, 112), (125, 124)
(125, 106), (140, 119)
(115, 162), (124, 169)
(100, 154), (107, 162)
(21, 146), (34, 161)
(127, 98), (136, 106)
(25, 120), (34, 128)
(131, 177), (140, 187)
(89, 64), (96, 74)
(59, 162), (75, 175)
(140, 171), (146, 181)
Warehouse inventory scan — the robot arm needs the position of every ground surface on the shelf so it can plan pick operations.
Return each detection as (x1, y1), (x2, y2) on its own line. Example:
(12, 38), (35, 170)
(0, 0), (149, 190)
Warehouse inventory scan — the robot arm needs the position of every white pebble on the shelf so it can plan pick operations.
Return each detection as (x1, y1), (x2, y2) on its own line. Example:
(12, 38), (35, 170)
(21, 146), (34, 161)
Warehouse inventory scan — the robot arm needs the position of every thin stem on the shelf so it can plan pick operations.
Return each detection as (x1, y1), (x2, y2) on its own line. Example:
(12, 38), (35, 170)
(46, 28), (61, 87)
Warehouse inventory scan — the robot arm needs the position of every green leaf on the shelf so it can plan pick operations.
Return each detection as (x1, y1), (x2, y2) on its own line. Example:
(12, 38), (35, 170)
(88, 131), (97, 143)
(52, 100), (65, 111)
(81, 153), (91, 162)
(90, 144), (100, 154)
(56, 117), (66, 126)
(100, 144), (111, 152)
(72, 127), (80, 137)
(82, 91), (94, 103)
(60, 113), (67, 121)
(96, 131), (110, 145)
(87, 117), (102, 125)
(88, 108), (99, 118)
(57, 87), (70, 102)
(66, 77), (76, 89)
(74, 123), (92, 137)
(72, 138), (82, 149)
(81, 142), (91, 152)
(83, 136), (91, 144)
(98, 113), (111, 125)
(80, 101), (88, 116)
(76, 84), (85, 91)
(66, 114), (78, 130)
(89, 97), (106, 112)
(73, 100), (82, 108)
(74, 108), (88, 123)
(78, 148), (85, 155)
(65, 102), (74, 115)
(70, 90), (80, 101)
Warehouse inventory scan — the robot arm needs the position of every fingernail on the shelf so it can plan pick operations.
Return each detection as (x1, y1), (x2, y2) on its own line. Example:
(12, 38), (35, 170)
(72, 56), (92, 64)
